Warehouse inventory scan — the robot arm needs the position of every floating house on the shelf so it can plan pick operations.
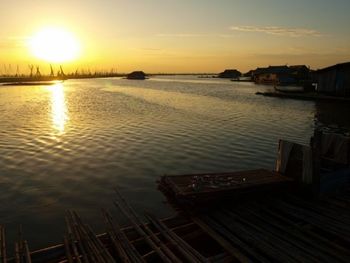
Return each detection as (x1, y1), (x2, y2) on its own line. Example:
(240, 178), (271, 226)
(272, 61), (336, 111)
(252, 65), (311, 86)
(316, 62), (350, 97)
(218, 69), (241, 79)
(126, 71), (147, 80)
(253, 66), (295, 85)
(290, 65), (310, 82)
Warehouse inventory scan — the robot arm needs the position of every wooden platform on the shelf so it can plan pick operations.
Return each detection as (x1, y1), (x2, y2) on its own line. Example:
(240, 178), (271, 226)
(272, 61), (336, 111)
(194, 190), (350, 262)
(159, 169), (294, 205)
(1, 186), (350, 262)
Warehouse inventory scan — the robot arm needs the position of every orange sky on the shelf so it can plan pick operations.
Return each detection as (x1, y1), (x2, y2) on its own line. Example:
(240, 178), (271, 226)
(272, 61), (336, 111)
(1, 0), (349, 74)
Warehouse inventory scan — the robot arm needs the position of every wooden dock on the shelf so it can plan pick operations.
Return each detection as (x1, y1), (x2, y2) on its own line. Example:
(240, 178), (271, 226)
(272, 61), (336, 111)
(1, 184), (350, 262)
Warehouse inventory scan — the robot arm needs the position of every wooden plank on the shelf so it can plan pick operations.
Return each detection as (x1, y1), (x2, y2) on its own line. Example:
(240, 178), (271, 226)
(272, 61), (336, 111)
(193, 217), (254, 263)
(243, 203), (350, 262)
(284, 195), (350, 224)
(256, 203), (350, 257)
(273, 199), (350, 243)
(210, 211), (298, 262)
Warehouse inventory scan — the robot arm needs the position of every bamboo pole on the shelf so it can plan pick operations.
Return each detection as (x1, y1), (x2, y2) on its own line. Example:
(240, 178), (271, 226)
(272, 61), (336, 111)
(68, 211), (116, 263)
(192, 217), (252, 263)
(23, 241), (32, 263)
(14, 243), (20, 263)
(145, 213), (206, 263)
(114, 188), (182, 263)
(63, 236), (74, 263)
(0, 225), (6, 263)
(65, 213), (89, 263)
(65, 217), (82, 263)
(114, 189), (177, 263)
(113, 200), (173, 262)
(103, 210), (144, 263)
(72, 212), (113, 262)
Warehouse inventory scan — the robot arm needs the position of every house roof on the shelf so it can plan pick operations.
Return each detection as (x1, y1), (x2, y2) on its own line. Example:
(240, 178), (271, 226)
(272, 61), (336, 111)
(253, 65), (291, 75)
(220, 69), (241, 74)
(317, 62), (350, 73)
(289, 65), (309, 70)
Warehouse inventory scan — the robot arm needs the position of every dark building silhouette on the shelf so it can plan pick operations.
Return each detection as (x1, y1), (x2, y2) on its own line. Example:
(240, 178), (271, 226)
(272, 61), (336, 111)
(127, 71), (146, 80)
(252, 65), (310, 85)
(289, 65), (310, 82)
(316, 62), (350, 97)
(252, 66), (294, 85)
(218, 69), (241, 79)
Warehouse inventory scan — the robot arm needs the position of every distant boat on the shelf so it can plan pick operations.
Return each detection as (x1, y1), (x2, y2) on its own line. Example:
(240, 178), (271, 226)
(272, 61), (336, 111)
(274, 85), (304, 93)
(126, 71), (147, 80)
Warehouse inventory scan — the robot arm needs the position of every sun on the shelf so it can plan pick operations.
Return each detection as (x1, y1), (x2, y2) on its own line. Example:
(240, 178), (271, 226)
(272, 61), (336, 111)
(28, 27), (81, 63)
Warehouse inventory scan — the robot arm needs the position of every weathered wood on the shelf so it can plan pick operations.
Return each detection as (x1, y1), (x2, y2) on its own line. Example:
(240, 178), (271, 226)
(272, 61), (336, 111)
(192, 217), (253, 263)
(159, 169), (293, 207)
(243, 203), (350, 262)
(273, 199), (350, 243)
(255, 202), (350, 257)
(226, 208), (331, 263)
(211, 210), (298, 262)
(0, 226), (6, 263)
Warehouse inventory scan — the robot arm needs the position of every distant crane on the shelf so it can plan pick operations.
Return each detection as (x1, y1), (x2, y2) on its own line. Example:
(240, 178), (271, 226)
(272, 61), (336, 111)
(50, 64), (55, 76)
(35, 65), (41, 77)
(15, 65), (19, 77)
(57, 65), (65, 77)
(28, 64), (34, 77)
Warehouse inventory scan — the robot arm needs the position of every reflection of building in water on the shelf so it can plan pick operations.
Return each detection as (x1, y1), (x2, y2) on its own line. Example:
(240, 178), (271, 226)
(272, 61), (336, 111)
(314, 102), (350, 134)
(50, 83), (68, 133)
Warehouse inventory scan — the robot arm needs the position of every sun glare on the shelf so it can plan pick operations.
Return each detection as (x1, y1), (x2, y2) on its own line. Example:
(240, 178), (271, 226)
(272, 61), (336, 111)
(29, 27), (81, 63)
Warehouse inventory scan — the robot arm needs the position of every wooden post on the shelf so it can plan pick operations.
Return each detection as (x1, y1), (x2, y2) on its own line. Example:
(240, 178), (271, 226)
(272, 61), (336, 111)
(312, 130), (322, 197)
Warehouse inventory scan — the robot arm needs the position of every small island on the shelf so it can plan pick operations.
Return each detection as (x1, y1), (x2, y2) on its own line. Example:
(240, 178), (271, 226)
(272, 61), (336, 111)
(126, 71), (147, 80)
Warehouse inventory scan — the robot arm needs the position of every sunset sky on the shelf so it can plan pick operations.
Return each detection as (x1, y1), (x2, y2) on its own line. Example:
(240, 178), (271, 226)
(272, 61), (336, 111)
(1, 0), (350, 74)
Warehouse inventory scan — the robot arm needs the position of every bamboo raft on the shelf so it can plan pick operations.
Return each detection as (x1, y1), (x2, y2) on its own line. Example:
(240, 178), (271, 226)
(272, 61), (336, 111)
(1, 185), (350, 263)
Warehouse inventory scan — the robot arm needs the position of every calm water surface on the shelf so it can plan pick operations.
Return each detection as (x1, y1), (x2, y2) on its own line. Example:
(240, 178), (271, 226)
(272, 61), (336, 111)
(0, 76), (349, 249)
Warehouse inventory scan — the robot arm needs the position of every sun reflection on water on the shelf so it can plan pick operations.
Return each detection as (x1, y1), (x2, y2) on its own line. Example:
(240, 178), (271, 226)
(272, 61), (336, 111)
(49, 83), (68, 133)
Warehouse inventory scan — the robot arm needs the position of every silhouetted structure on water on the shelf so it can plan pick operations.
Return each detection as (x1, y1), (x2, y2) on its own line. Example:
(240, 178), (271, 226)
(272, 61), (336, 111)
(127, 71), (147, 80)
(252, 65), (311, 86)
(316, 62), (350, 97)
(218, 69), (241, 79)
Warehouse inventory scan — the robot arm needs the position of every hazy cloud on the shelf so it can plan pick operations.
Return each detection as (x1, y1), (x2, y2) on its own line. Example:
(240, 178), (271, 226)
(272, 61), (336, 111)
(156, 33), (237, 38)
(156, 33), (208, 38)
(0, 36), (27, 49)
(230, 26), (322, 37)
